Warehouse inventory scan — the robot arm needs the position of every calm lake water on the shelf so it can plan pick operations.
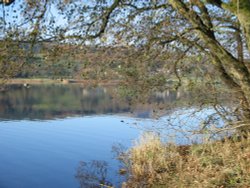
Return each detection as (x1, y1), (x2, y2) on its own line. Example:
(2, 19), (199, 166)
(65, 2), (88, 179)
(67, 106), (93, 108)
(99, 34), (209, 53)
(0, 84), (219, 188)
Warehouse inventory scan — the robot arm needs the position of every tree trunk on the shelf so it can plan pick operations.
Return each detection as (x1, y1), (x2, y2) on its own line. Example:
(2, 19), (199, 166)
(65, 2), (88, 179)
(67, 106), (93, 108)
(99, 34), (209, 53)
(169, 0), (250, 108)
(204, 36), (250, 105)
(236, 29), (244, 63)
(223, 0), (250, 51)
(237, 13), (250, 53)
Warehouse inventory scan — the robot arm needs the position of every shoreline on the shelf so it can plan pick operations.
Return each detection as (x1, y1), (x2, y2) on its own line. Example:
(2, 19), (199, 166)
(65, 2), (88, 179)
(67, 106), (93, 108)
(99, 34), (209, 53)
(2, 78), (121, 86)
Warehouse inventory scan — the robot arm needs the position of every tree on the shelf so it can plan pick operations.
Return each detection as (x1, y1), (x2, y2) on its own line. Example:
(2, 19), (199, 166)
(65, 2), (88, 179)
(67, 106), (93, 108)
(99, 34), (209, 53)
(1, 0), (250, 122)
(168, 0), (250, 120)
(66, 0), (250, 121)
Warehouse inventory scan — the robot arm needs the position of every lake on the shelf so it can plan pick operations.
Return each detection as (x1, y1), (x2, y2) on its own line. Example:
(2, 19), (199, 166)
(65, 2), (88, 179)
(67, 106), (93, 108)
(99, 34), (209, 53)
(0, 84), (222, 188)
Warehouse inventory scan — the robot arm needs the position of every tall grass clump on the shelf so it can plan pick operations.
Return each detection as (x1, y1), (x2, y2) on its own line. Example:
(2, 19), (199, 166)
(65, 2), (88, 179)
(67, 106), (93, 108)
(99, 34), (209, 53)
(121, 133), (250, 188)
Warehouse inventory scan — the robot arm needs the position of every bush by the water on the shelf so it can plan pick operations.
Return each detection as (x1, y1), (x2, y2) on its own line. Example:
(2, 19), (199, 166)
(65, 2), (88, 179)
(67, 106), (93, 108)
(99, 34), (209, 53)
(120, 133), (250, 188)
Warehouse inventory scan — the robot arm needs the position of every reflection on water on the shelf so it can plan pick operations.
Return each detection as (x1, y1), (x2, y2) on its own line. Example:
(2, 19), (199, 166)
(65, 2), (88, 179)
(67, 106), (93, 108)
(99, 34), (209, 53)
(0, 84), (128, 120)
(76, 160), (114, 188)
(0, 84), (192, 120)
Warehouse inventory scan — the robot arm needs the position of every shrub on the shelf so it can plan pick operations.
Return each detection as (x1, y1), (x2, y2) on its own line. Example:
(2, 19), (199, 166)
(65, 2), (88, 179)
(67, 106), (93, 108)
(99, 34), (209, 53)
(121, 133), (250, 188)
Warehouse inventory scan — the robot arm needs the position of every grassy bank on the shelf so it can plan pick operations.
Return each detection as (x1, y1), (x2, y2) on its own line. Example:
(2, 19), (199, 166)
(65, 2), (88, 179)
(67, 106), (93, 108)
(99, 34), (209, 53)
(120, 133), (250, 188)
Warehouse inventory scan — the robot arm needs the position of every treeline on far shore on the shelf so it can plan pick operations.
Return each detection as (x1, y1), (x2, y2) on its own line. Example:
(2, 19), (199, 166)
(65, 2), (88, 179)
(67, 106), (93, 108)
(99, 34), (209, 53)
(1, 42), (220, 83)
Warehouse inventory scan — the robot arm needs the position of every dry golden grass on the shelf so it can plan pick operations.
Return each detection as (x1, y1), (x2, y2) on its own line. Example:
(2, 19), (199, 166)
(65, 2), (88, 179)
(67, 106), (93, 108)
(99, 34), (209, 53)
(121, 133), (250, 188)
